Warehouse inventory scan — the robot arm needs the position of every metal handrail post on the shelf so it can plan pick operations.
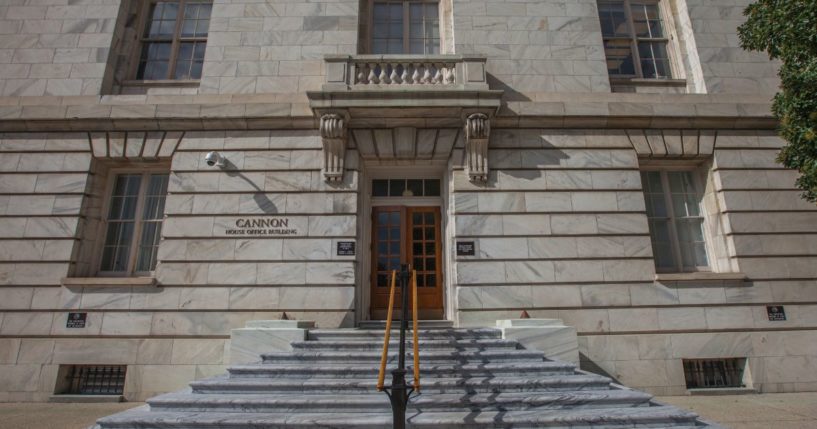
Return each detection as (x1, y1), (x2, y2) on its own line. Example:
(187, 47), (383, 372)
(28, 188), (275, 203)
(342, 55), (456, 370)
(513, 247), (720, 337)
(385, 264), (411, 429)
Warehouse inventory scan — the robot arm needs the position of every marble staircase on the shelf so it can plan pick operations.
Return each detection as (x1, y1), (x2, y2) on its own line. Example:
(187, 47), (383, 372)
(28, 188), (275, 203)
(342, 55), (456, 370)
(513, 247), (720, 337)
(94, 327), (717, 428)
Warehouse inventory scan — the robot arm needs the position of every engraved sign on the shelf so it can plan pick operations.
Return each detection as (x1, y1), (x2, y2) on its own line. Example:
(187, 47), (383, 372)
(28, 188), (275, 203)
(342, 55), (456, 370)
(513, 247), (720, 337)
(766, 306), (786, 321)
(224, 217), (299, 236)
(456, 241), (475, 256)
(337, 241), (356, 256)
(66, 312), (87, 328)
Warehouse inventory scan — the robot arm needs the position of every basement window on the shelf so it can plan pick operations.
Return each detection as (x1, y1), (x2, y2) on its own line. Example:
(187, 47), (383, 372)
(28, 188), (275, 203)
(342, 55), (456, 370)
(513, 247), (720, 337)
(55, 365), (127, 395)
(682, 358), (746, 389)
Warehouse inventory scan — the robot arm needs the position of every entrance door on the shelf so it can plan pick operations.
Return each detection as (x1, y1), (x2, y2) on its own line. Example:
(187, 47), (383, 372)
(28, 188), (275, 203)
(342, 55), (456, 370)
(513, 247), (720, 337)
(371, 206), (443, 319)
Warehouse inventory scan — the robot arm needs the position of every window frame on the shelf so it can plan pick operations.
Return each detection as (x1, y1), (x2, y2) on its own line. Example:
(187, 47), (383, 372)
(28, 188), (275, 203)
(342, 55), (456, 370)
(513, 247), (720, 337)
(95, 168), (169, 277)
(367, 0), (441, 55)
(598, 0), (676, 80)
(131, 0), (211, 82)
(641, 168), (711, 273)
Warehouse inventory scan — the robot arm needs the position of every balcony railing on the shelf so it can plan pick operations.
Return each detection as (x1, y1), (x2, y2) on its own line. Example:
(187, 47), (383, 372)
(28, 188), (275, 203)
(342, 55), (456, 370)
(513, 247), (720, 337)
(322, 54), (489, 90)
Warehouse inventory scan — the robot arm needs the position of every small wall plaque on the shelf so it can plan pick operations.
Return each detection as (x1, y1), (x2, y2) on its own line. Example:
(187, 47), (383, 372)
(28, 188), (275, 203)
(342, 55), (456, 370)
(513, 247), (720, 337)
(66, 312), (87, 328)
(456, 241), (475, 256)
(766, 306), (786, 321)
(337, 241), (356, 256)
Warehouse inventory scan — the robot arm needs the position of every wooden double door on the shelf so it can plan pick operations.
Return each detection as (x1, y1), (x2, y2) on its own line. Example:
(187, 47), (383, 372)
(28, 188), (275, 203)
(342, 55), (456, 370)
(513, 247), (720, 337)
(371, 206), (444, 320)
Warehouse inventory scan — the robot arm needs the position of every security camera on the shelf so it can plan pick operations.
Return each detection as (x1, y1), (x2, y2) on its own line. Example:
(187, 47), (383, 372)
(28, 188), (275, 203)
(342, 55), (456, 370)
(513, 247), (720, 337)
(204, 151), (225, 168)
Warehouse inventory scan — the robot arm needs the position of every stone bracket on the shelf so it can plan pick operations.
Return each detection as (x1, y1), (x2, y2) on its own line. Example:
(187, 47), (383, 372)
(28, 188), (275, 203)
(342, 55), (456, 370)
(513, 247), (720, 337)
(464, 112), (490, 182)
(319, 113), (347, 183)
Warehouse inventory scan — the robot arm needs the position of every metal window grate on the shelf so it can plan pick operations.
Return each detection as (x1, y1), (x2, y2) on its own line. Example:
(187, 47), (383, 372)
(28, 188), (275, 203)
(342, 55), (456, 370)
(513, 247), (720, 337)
(65, 365), (127, 395)
(682, 358), (745, 389)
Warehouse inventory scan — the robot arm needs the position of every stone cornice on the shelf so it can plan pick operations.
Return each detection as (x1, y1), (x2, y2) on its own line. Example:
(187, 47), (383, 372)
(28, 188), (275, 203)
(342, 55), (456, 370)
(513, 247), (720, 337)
(0, 93), (777, 132)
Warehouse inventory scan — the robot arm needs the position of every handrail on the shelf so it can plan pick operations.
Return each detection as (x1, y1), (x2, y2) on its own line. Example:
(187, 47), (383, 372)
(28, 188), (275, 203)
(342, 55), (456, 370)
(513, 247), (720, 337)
(411, 269), (420, 392)
(376, 270), (397, 391)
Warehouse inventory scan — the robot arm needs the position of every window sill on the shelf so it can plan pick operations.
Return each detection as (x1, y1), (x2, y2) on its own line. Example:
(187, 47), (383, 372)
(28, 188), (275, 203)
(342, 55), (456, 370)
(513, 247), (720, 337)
(610, 77), (687, 87)
(655, 272), (747, 283)
(121, 79), (200, 88)
(61, 277), (157, 288)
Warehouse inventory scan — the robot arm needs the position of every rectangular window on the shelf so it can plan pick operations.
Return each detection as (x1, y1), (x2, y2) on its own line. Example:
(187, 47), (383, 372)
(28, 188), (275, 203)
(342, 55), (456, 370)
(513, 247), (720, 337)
(372, 0), (440, 54)
(598, 1), (671, 79)
(372, 179), (441, 197)
(100, 172), (169, 275)
(56, 365), (127, 395)
(683, 358), (746, 389)
(137, 0), (211, 80)
(642, 170), (708, 272)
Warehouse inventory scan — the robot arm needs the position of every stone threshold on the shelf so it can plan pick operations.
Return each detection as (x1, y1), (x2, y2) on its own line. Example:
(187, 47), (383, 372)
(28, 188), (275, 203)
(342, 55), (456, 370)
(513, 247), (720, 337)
(49, 394), (124, 403)
(687, 387), (757, 396)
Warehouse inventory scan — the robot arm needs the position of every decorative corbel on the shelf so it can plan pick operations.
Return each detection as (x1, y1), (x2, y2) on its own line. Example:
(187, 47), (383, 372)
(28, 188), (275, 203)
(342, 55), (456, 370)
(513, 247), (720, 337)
(319, 113), (347, 182)
(464, 112), (490, 182)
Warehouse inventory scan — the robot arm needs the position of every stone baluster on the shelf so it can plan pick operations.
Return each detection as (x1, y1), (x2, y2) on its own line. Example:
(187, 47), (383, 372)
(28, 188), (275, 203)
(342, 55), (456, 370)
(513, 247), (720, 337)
(422, 63), (432, 84)
(400, 63), (410, 84)
(368, 63), (378, 84)
(389, 63), (400, 84)
(356, 63), (367, 84)
(412, 64), (421, 84)
(378, 63), (388, 84)
(433, 63), (442, 84)
(445, 64), (456, 84)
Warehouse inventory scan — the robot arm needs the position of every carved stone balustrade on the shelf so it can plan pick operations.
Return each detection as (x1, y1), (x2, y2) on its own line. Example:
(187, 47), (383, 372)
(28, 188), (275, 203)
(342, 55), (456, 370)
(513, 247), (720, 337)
(322, 55), (490, 91)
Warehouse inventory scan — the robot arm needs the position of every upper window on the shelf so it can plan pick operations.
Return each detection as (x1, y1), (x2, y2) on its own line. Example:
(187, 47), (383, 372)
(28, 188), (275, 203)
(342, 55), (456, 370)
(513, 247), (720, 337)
(372, 179), (441, 197)
(371, 1), (440, 54)
(641, 170), (709, 272)
(137, 0), (211, 80)
(99, 172), (169, 275)
(597, 1), (671, 79)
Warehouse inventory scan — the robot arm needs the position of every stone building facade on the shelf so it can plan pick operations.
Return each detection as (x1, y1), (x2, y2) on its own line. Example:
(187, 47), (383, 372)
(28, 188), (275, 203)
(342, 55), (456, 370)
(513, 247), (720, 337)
(0, 0), (815, 402)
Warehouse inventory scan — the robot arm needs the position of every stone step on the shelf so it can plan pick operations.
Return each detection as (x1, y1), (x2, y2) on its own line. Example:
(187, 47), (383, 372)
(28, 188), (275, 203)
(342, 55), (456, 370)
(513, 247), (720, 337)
(147, 390), (654, 413)
(308, 328), (502, 341)
(261, 349), (545, 364)
(358, 320), (454, 330)
(290, 338), (520, 351)
(189, 375), (612, 394)
(95, 406), (703, 428)
(227, 361), (576, 379)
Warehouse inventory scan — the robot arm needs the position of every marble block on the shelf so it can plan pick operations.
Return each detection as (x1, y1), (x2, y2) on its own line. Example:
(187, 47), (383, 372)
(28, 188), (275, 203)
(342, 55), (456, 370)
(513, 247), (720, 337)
(229, 319), (316, 364)
(497, 318), (579, 364)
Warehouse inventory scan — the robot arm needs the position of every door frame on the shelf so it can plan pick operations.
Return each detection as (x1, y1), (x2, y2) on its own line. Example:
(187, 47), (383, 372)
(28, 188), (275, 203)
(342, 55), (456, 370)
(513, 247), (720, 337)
(358, 165), (450, 323)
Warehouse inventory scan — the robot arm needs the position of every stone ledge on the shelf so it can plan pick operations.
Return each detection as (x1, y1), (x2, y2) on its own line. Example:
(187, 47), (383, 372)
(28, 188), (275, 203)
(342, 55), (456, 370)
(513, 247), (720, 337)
(687, 387), (757, 396)
(61, 277), (157, 288)
(655, 272), (747, 283)
(49, 394), (124, 403)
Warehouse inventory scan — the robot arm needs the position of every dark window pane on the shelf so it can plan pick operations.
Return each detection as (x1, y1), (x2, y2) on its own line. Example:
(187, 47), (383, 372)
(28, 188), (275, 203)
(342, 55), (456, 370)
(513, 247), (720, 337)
(597, 2), (628, 37)
(413, 242), (423, 255)
(427, 274), (436, 287)
(424, 212), (434, 225)
(389, 179), (406, 197)
(377, 274), (388, 287)
(407, 179), (423, 196)
(372, 179), (388, 196)
(389, 227), (400, 240)
(424, 179), (440, 196)
(389, 241), (400, 254)
(389, 211), (400, 224)
(424, 227), (434, 240)
(412, 212), (423, 225)
(425, 242), (435, 255)
(413, 228), (422, 240)
(604, 39), (635, 76)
